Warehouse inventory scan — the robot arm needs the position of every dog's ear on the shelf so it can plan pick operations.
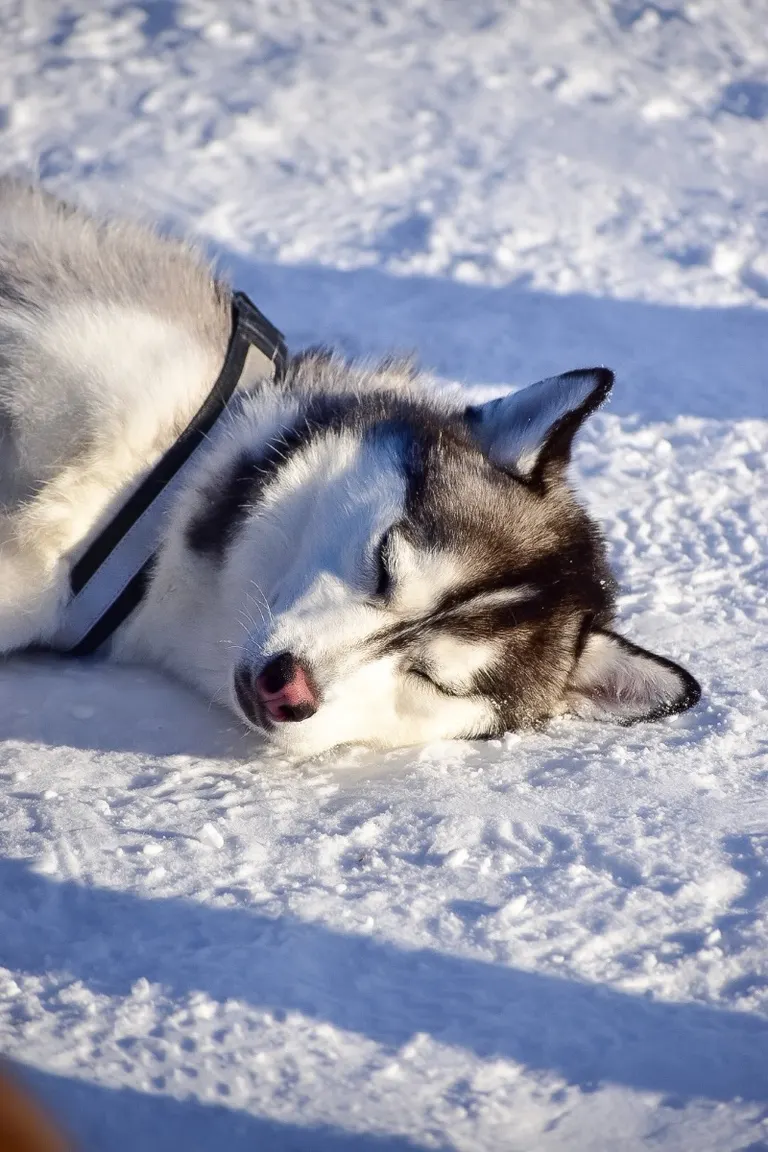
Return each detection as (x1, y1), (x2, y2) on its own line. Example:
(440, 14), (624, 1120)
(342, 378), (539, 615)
(465, 367), (613, 489)
(565, 629), (700, 724)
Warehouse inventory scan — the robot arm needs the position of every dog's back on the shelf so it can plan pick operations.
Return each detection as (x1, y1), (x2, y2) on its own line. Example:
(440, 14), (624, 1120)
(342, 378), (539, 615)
(0, 180), (230, 517)
(0, 182), (232, 649)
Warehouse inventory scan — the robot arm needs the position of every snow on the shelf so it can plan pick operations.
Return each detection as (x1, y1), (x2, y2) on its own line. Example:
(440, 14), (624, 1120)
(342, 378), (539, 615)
(1, 0), (767, 1148)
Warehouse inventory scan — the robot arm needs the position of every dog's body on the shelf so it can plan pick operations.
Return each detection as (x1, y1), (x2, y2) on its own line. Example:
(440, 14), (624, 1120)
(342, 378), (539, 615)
(0, 182), (699, 756)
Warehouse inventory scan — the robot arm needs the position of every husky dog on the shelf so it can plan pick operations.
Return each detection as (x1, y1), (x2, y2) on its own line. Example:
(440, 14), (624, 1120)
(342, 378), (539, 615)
(0, 182), (700, 757)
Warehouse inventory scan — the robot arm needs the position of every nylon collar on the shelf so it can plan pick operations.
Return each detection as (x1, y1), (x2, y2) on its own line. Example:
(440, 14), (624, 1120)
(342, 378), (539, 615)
(51, 291), (287, 656)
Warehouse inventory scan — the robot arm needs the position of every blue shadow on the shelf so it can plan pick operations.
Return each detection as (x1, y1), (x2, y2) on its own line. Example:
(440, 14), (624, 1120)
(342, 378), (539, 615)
(12, 1063), (435, 1152)
(213, 252), (768, 421)
(1, 857), (766, 1117)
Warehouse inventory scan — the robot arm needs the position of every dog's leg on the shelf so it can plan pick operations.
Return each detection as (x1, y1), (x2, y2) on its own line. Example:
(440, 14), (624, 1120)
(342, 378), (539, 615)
(0, 527), (68, 653)
(0, 464), (119, 653)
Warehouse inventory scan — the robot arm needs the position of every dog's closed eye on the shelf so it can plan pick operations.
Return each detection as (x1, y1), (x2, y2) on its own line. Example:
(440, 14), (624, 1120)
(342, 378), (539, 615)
(374, 529), (393, 598)
(407, 665), (463, 697)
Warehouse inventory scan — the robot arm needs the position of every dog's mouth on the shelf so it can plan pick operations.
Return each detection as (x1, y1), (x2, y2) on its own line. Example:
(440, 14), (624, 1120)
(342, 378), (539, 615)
(233, 665), (273, 732)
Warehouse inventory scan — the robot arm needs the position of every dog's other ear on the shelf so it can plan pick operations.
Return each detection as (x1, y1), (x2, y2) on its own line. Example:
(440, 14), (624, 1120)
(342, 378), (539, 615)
(465, 367), (613, 489)
(565, 629), (701, 724)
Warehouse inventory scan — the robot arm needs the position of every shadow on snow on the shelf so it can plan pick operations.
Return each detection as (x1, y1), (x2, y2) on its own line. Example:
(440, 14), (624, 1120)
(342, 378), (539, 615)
(0, 856), (766, 1134)
(11, 1063), (433, 1152)
(217, 252), (768, 422)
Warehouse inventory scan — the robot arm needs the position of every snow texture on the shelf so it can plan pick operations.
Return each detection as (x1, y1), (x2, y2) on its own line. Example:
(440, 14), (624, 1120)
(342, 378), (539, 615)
(1, 1), (767, 1149)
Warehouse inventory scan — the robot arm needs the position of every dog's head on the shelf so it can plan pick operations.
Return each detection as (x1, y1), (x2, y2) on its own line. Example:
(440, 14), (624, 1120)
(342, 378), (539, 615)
(186, 355), (699, 757)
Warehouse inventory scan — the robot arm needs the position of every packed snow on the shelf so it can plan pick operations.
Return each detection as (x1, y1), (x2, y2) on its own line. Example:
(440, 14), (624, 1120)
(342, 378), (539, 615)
(1, 1), (767, 1148)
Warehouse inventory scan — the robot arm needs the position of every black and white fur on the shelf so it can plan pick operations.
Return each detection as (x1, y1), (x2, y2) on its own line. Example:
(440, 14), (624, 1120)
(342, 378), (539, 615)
(0, 183), (700, 757)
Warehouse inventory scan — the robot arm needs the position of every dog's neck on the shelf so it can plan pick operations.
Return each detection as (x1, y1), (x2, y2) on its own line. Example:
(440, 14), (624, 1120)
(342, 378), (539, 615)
(48, 293), (287, 657)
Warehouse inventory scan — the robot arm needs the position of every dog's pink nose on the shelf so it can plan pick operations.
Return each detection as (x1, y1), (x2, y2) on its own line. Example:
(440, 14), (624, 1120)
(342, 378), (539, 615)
(255, 652), (318, 723)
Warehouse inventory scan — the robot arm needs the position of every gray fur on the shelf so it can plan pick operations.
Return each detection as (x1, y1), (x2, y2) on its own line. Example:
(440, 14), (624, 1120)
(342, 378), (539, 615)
(0, 179), (230, 509)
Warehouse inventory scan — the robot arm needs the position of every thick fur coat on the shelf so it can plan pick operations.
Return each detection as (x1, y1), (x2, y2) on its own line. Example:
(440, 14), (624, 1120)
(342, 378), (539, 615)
(0, 182), (699, 757)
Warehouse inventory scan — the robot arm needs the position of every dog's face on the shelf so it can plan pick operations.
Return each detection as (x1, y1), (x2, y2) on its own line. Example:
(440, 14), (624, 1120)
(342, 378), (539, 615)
(187, 361), (699, 757)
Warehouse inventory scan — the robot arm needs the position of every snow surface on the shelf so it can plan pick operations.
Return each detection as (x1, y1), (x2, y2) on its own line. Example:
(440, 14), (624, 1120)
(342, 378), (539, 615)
(1, 1), (768, 1148)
